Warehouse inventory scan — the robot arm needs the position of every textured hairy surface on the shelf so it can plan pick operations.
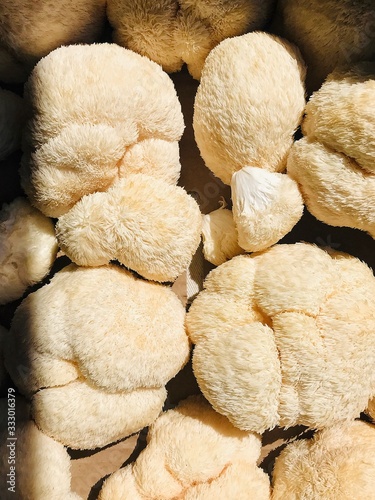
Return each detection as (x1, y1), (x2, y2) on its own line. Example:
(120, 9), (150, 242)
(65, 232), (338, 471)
(56, 175), (202, 282)
(99, 396), (270, 499)
(0, 197), (58, 304)
(194, 31), (305, 185)
(32, 382), (166, 450)
(21, 44), (184, 216)
(367, 398), (375, 421)
(21, 43), (201, 282)
(0, 89), (24, 160)
(193, 32), (305, 251)
(201, 207), (244, 266)
(4, 264), (189, 448)
(0, 399), (81, 499)
(0, 0), (106, 82)
(288, 65), (375, 238)
(303, 65), (375, 174)
(107, 0), (275, 79)
(187, 243), (375, 433)
(273, 0), (375, 92)
(288, 139), (375, 237)
(272, 421), (375, 499)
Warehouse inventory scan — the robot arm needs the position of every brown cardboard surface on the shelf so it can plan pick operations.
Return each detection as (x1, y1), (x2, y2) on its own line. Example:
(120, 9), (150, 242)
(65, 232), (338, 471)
(70, 435), (139, 499)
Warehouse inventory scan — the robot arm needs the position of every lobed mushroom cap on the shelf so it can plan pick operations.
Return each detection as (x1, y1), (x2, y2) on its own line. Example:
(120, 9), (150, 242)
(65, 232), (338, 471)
(288, 65), (375, 238)
(272, 0), (375, 92)
(193, 31), (305, 185)
(272, 420), (375, 500)
(107, 0), (275, 79)
(99, 395), (270, 499)
(0, 197), (58, 305)
(56, 174), (202, 282)
(187, 243), (375, 432)
(21, 43), (185, 217)
(4, 264), (190, 448)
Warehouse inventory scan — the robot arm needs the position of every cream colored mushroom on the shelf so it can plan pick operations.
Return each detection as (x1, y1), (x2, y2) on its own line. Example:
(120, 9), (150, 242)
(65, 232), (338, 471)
(272, 0), (375, 92)
(0, 197), (58, 304)
(21, 43), (202, 282)
(0, 398), (81, 499)
(272, 420), (375, 500)
(194, 32), (305, 258)
(187, 243), (375, 433)
(99, 396), (270, 499)
(4, 264), (190, 449)
(288, 64), (375, 239)
(201, 206), (244, 266)
(107, 0), (275, 79)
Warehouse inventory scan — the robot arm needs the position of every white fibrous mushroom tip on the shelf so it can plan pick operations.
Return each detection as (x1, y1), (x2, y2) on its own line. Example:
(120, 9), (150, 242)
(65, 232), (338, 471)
(231, 166), (283, 216)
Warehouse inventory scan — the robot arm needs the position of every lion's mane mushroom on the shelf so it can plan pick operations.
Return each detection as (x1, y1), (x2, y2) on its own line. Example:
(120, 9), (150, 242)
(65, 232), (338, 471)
(21, 43), (202, 282)
(0, 398), (82, 499)
(0, 0), (106, 83)
(99, 395), (270, 499)
(187, 243), (375, 432)
(193, 32), (306, 262)
(288, 63), (375, 239)
(106, 0), (276, 79)
(272, 420), (375, 500)
(0, 197), (58, 305)
(4, 264), (190, 449)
